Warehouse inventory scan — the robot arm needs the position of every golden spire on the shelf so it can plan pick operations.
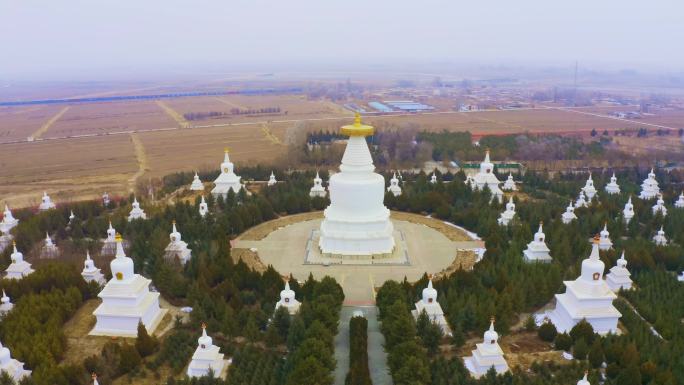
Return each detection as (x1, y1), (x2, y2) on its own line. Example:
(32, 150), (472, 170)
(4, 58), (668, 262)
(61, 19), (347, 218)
(490, 315), (496, 324)
(201, 322), (207, 330)
(115, 233), (122, 242)
(593, 234), (600, 244)
(224, 147), (230, 153)
(341, 113), (374, 137)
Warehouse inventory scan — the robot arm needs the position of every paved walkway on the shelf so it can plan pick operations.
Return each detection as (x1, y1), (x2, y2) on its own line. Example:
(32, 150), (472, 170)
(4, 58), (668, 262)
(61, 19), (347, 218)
(334, 306), (393, 385)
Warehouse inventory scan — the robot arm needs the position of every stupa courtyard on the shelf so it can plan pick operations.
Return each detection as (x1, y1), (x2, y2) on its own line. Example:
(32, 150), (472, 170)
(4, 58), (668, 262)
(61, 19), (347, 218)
(233, 211), (484, 305)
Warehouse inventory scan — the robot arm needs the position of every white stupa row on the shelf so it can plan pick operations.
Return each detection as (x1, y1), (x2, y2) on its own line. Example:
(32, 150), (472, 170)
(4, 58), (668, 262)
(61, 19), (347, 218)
(5, 242), (34, 279)
(212, 149), (243, 197)
(275, 280), (301, 315)
(463, 318), (509, 378)
(497, 196), (516, 226)
(523, 222), (551, 262)
(91, 234), (167, 337)
(164, 221), (192, 264)
(412, 278), (451, 335)
(502, 173), (517, 191)
(605, 251), (633, 292)
(470, 150), (503, 202)
(82, 251), (106, 286)
(0, 340), (31, 381)
(39, 192), (56, 211)
(318, 115), (395, 256)
(639, 169), (660, 200)
(544, 236), (621, 335)
(128, 197), (147, 221)
(190, 172), (204, 191)
(387, 172), (402, 196)
(187, 324), (229, 379)
(562, 201), (578, 224)
(309, 172), (327, 198)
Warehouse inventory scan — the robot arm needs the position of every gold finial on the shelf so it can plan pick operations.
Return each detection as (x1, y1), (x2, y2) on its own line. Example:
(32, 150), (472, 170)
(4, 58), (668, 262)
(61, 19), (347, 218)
(224, 147), (229, 153)
(341, 113), (374, 137)
(172, 220), (176, 224)
(354, 112), (361, 126)
(115, 233), (122, 242)
(201, 322), (207, 330)
(593, 234), (600, 244)
(490, 316), (496, 324)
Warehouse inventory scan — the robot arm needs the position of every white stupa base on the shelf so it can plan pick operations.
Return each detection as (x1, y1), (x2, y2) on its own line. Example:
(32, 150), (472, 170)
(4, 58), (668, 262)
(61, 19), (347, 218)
(523, 249), (552, 263)
(276, 301), (301, 315)
(544, 299), (620, 336)
(0, 360), (31, 382)
(40, 246), (60, 259)
(307, 229), (408, 265)
(164, 246), (192, 265)
(82, 271), (107, 286)
(411, 308), (451, 336)
(318, 216), (395, 256)
(187, 359), (230, 380)
(605, 276), (632, 292)
(90, 291), (167, 337)
(463, 355), (509, 379)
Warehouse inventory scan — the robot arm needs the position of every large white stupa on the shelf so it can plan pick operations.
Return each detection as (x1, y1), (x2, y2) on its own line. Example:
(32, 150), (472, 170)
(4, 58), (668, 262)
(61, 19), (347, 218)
(38, 192), (56, 211)
(82, 250), (106, 286)
(187, 324), (229, 379)
(309, 172), (327, 198)
(471, 150), (503, 202)
(267, 171), (277, 187)
(463, 318), (509, 378)
(5, 242), (34, 280)
(605, 173), (620, 195)
(128, 197), (147, 221)
(497, 196), (516, 226)
(605, 251), (632, 292)
(275, 280), (301, 315)
(581, 173), (597, 200)
(91, 234), (167, 337)
(190, 172), (204, 191)
(199, 196), (209, 217)
(639, 168), (659, 200)
(545, 237), (621, 335)
(675, 192), (684, 208)
(575, 191), (588, 208)
(623, 196), (635, 224)
(318, 115), (395, 257)
(412, 278), (451, 335)
(164, 221), (192, 265)
(211, 149), (242, 197)
(0, 341), (31, 381)
(653, 226), (668, 246)
(652, 194), (667, 217)
(562, 201), (578, 224)
(387, 172), (402, 196)
(502, 173), (517, 191)
(523, 222), (552, 262)
(598, 223), (613, 251)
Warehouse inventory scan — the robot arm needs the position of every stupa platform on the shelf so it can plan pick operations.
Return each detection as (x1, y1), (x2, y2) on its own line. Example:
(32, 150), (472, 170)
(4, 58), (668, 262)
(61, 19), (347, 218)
(305, 229), (409, 265)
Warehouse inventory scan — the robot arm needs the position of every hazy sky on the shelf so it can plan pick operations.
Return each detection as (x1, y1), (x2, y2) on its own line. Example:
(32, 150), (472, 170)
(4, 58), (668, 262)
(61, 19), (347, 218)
(1, 0), (682, 80)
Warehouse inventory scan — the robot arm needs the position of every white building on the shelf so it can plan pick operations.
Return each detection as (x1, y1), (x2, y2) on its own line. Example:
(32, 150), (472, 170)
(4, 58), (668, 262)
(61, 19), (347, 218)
(164, 221), (192, 265)
(0, 290), (13, 316)
(652, 194), (667, 216)
(267, 171), (277, 187)
(309, 172), (327, 198)
(0, 341), (31, 381)
(38, 192), (56, 211)
(387, 172), (402, 197)
(318, 115), (395, 256)
(275, 280), (301, 315)
(0, 205), (19, 234)
(623, 197), (635, 224)
(128, 197), (147, 221)
(497, 196), (516, 226)
(82, 250), (106, 286)
(190, 172), (204, 191)
(545, 237), (621, 335)
(653, 226), (668, 246)
(562, 201), (578, 224)
(581, 173), (597, 200)
(605, 173), (620, 195)
(605, 251), (632, 292)
(211, 149), (242, 197)
(575, 191), (588, 208)
(102, 192), (111, 207)
(101, 221), (117, 256)
(523, 222), (552, 262)
(412, 278), (451, 335)
(464, 174), (475, 189)
(187, 324), (228, 379)
(199, 196), (209, 217)
(91, 234), (167, 337)
(463, 318), (509, 378)
(5, 242), (34, 280)
(598, 223), (613, 251)
(41, 233), (60, 259)
(430, 172), (438, 184)
(675, 192), (684, 208)
(502, 173), (517, 191)
(471, 150), (503, 202)
(639, 168), (660, 200)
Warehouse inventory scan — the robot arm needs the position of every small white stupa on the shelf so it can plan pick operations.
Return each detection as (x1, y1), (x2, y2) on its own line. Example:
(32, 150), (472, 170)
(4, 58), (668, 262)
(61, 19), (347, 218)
(581, 173), (597, 200)
(464, 174), (475, 189)
(430, 172), (438, 184)
(653, 226), (668, 246)
(275, 279), (301, 315)
(562, 201), (578, 224)
(605, 173), (620, 195)
(387, 172), (402, 197)
(545, 236), (621, 335)
(211, 149), (242, 197)
(651, 194), (667, 216)
(267, 171), (277, 187)
(471, 150), (503, 202)
(199, 196), (209, 217)
(0, 340), (31, 381)
(41, 232), (60, 259)
(102, 192), (110, 207)
(675, 192), (684, 208)
(623, 196), (635, 224)
(523, 222), (552, 262)
(598, 223), (613, 251)
(186, 324), (228, 379)
(639, 168), (660, 200)
(91, 234), (167, 337)
(82, 250), (106, 286)
(128, 197), (147, 221)
(575, 191), (588, 208)
(605, 251), (632, 292)
(309, 171), (327, 198)
(502, 173), (517, 191)
(38, 192), (56, 211)
(412, 278), (451, 335)
(5, 242), (34, 279)
(164, 221), (192, 265)
(463, 317), (509, 378)
(101, 221), (118, 256)
(69, 210), (76, 223)
(497, 196), (516, 226)
(0, 205), (19, 234)
(0, 291), (14, 316)
(190, 172), (204, 191)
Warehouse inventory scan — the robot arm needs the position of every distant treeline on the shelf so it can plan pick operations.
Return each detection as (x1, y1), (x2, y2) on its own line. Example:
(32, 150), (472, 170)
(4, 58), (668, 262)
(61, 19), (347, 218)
(183, 107), (283, 121)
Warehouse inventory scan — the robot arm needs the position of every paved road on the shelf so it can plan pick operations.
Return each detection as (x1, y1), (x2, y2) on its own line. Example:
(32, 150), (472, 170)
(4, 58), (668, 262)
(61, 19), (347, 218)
(334, 306), (393, 385)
